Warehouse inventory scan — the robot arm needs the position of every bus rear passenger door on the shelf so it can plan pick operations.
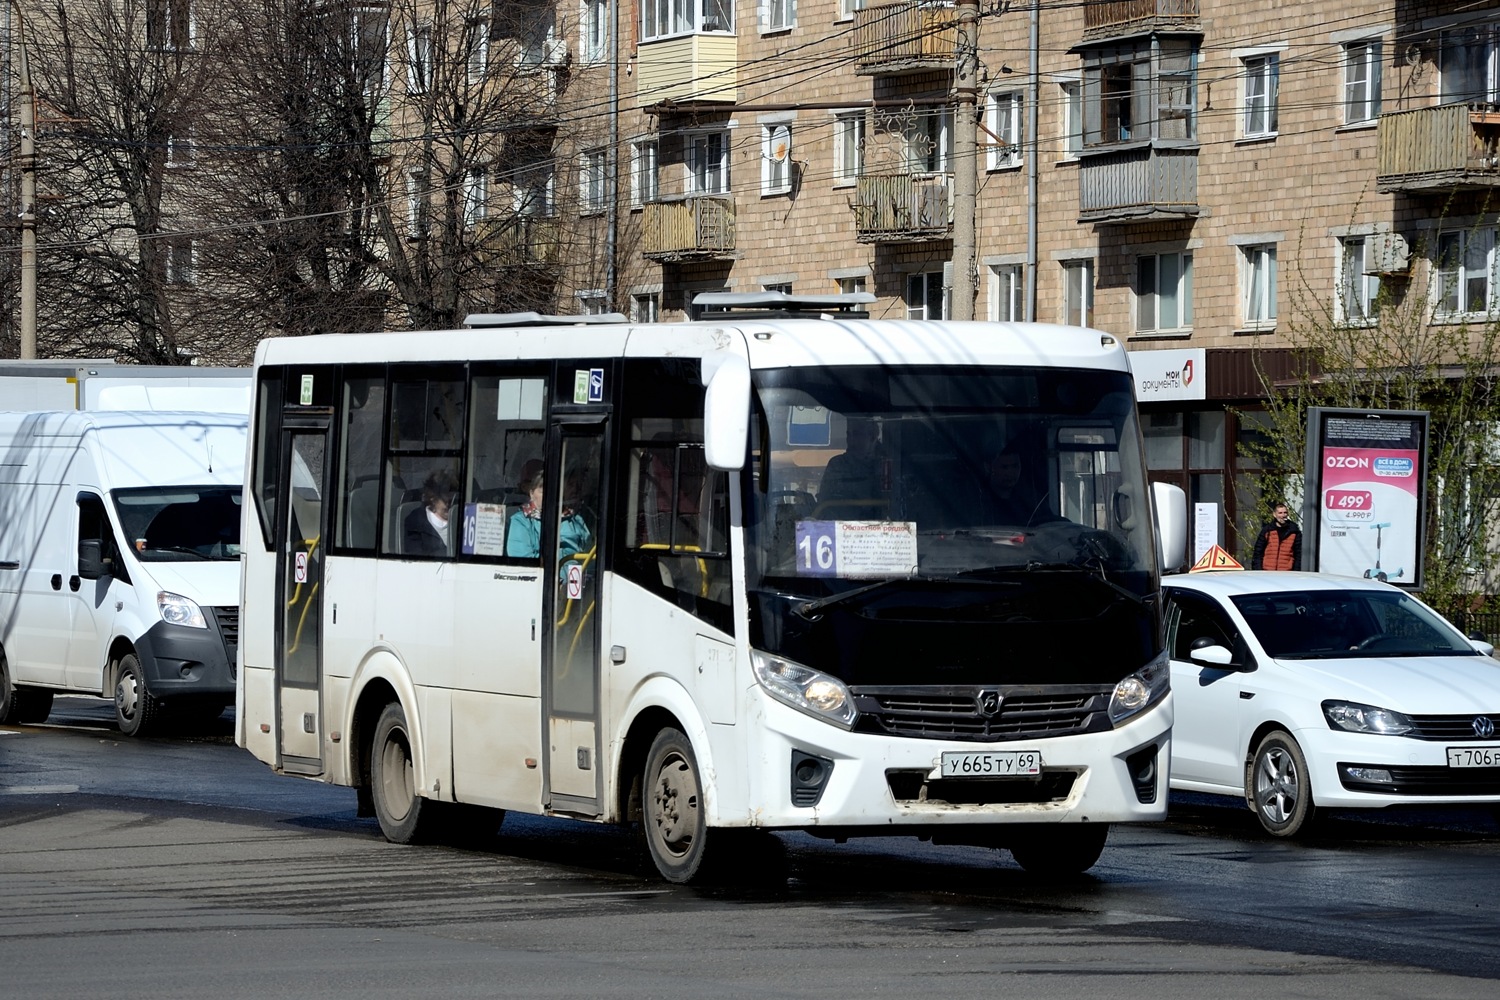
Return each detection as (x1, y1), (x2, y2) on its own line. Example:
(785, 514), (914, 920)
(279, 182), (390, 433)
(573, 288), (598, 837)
(544, 421), (606, 815)
(275, 417), (331, 775)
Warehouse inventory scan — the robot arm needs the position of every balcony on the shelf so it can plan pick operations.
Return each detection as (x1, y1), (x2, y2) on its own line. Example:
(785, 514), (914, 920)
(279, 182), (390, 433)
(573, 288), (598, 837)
(1078, 143), (1199, 224)
(852, 173), (951, 243)
(1081, 0), (1198, 42)
(852, 2), (957, 76)
(637, 33), (738, 106)
(643, 196), (736, 261)
(474, 217), (563, 268)
(1376, 104), (1500, 194)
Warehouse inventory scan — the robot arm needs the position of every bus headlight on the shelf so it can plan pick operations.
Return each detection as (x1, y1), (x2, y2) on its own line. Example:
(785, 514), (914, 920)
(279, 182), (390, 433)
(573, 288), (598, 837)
(158, 591), (208, 629)
(1108, 650), (1170, 726)
(751, 651), (858, 730)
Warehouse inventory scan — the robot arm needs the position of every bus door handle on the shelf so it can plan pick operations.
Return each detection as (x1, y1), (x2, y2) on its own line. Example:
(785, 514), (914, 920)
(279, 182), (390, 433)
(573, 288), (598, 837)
(50, 574), (62, 591)
(69, 575), (81, 592)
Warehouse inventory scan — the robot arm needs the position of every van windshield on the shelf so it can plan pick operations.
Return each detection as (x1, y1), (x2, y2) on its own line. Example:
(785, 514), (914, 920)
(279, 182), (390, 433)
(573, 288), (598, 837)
(112, 487), (242, 562)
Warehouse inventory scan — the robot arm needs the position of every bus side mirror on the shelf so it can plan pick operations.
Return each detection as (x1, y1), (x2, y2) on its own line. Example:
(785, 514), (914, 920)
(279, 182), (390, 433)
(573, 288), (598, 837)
(702, 353), (750, 471)
(1152, 482), (1187, 573)
(78, 538), (107, 580)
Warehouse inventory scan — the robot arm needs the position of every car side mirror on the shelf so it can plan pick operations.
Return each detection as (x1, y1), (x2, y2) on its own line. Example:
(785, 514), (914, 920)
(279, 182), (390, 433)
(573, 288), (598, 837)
(78, 538), (107, 580)
(1188, 642), (1236, 668)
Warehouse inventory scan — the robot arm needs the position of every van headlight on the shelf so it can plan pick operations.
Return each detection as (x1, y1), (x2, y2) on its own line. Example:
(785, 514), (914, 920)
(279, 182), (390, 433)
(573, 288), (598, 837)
(1108, 650), (1170, 725)
(158, 591), (207, 629)
(751, 651), (858, 729)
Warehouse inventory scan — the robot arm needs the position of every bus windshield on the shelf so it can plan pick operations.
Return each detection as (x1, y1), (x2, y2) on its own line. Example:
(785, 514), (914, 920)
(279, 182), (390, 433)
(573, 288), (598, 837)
(744, 365), (1159, 687)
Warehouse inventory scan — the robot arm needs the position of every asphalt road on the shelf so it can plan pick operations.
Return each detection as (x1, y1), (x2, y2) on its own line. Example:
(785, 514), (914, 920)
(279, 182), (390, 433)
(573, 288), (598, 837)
(2, 697), (1498, 998)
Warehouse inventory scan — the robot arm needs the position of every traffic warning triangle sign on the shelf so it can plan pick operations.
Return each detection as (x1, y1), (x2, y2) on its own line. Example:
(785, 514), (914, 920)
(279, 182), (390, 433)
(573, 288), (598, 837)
(1189, 544), (1244, 572)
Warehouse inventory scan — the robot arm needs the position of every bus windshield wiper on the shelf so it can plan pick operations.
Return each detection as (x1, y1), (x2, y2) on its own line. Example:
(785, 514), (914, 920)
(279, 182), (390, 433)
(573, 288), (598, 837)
(1002, 561), (1146, 607)
(794, 578), (914, 620)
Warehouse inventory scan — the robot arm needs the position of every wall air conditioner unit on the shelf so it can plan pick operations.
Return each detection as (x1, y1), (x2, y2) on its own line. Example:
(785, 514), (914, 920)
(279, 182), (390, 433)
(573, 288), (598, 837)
(543, 36), (569, 68)
(1367, 231), (1411, 276)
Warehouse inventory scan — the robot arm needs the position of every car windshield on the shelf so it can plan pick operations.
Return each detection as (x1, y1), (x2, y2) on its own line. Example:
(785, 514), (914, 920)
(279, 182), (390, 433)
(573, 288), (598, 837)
(741, 364), (1161, 686)
(1229, 588), (1476, 659)
(112, 486), (242, 562)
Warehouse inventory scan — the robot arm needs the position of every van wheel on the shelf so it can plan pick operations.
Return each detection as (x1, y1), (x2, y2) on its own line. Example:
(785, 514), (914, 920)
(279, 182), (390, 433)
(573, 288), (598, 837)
(370, 702), (439, 844)
(1009, 824), (1110, 876)
(114, 654), (161, 737)
(0, 651), (53, 725)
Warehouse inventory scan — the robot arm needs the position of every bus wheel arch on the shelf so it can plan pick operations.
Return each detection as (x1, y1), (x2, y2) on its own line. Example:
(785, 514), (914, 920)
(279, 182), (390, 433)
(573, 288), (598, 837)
(350, 677), (400, 820)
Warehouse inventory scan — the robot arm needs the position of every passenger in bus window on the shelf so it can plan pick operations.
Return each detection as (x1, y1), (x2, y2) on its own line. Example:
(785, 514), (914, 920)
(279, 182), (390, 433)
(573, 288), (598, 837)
(974, 440), (1052, 527)
(818, 417), (886, 504)
(403, 468), (458, 557)
(506, 463), (592, 561)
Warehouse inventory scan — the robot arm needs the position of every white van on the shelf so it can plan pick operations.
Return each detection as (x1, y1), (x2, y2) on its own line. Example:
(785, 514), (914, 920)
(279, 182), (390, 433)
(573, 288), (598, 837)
(0, 411), (246, 734)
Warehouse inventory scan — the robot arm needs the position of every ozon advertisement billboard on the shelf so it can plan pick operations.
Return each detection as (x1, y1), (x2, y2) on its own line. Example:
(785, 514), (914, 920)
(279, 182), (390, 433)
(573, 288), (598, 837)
(1303, 407), (1428, 588)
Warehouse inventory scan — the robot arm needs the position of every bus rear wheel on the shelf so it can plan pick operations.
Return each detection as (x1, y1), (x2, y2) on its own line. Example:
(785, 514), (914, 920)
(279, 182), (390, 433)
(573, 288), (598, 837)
(370, 702), (439, 844)
(643, 727), (709, 883)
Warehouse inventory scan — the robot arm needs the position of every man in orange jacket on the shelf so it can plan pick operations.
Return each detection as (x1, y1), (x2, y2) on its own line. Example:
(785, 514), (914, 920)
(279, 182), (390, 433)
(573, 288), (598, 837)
(1251, 502), (1302, 570)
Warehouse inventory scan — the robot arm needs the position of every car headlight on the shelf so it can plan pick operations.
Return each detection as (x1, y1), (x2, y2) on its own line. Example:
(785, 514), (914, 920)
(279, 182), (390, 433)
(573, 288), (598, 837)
(751, 650), (858, 729)
(158, 591), (207, 629)
(1109, 649), (1170, 726)
(1323, 701), (1414, 736)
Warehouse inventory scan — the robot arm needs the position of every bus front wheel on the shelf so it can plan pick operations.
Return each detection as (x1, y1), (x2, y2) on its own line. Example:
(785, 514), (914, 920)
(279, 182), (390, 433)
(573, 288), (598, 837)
(371, 702), (438, 844)
(642, 727), (709, 883)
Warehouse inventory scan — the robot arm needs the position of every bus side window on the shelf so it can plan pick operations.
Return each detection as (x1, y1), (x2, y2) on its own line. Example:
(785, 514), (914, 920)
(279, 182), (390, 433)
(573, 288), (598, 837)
(383, 369), (465, 559)
(337, 374), (384, 552)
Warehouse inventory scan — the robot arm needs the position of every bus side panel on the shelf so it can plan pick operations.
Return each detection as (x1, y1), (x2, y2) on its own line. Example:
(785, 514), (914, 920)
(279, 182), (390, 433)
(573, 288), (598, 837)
(420, 685), (453, 801)
(452, 691), (542, 810)
(605, 578), (749, 826)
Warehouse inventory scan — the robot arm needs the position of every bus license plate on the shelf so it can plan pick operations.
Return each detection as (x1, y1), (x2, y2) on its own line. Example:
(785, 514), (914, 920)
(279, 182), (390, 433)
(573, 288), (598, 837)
(1447, 745), (1500, 768)
(940, 750), (1041, 778)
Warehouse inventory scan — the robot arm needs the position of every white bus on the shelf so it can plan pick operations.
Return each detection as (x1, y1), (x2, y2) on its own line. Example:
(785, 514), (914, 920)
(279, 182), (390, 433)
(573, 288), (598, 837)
(238, 295), (1186, 882)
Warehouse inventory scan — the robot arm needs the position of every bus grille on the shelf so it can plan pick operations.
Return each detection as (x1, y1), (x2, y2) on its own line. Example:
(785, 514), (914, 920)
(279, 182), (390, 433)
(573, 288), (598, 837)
(213, 606), (239, 679)
(1406, 714), (1500, 741)
(850, 686), (1110, 742)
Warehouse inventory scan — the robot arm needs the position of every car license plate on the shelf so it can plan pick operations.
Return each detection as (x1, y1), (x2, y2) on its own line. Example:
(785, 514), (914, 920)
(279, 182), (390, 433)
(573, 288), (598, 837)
(1446, 745), (1500, 768)
(939, 750), (1041, 778)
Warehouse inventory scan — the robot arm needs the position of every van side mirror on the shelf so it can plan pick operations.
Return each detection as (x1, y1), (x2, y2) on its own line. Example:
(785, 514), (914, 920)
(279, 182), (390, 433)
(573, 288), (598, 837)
(78, 538), (107, 580)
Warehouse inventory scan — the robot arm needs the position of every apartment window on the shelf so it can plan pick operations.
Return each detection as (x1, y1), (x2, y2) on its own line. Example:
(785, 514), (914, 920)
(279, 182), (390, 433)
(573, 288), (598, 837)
(468, 19), (490, 82)
(1082, 39), (1196, 145)
(1441, 26), (1500, 104)
(348, 7), (390, 102)
(905, 107), (952, 172)
(1436, 229), (1496, 316)
(166, 238), (195, 286)
(406, 171), (429, 237)
(582, 0), (609, 63)
(642, 0), (733, 40)
(1062, 259), (1093, 327)
(1339, 237), (1381, 323)
(906, 271), (947, 320)
(986, 92), (1023, 170)
(761, 124), (792, 196)
(1343, 39), (1382, 124)
(689, 131), (730, 195)
(838, 0), (862, 19)
(580, 148), (608, 214)
(766, 0), (795, 30)
(463, 168), (488, 228)
(147, 0), (195, 50)
(1060, 80), (1082, 158)
(167, 132), (194, 167)
(1137, 252), (1194, 333)
(834, 112), (865, 184)
(631, 139), (659, 206)
(578, 290), (609, 315)
(511, 155), (556, 217)
(407, 22), (432, 93)
(632, 292), (660, 322)
(1243, 54), (1279, 138)
(764, 282), (792, 294)
(989, 264), (1024, 322)
(1240, 244), (1277, 328)
(838, 276), (867, 296)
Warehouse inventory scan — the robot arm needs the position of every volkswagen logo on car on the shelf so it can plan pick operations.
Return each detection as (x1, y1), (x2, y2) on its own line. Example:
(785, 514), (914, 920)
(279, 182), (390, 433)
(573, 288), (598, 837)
(1474, 716), (1496, 739)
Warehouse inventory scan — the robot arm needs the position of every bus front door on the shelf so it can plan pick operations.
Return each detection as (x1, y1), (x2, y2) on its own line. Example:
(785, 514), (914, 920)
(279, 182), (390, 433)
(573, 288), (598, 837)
(544, 421), (606, 816)
(274, 418), (330, 775)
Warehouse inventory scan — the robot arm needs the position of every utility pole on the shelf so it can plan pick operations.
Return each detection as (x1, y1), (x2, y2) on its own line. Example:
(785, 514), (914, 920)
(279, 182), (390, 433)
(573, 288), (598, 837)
(950, 0), (980, 322)
(13, 1), (34, 359)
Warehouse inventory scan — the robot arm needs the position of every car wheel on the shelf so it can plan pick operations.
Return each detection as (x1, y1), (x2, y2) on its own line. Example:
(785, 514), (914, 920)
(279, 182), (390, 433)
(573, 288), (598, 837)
(0, 650), (53, 725)
(1009, 823), (1110, 875)
(370, 702), (439, 844)
(642, 727), (709, 883)
(114, 653), (161, 737)
(1247, 731), (1316, 837)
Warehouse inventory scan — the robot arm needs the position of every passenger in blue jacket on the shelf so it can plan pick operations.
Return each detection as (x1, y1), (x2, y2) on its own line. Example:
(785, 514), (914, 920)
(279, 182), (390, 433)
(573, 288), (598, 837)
(507, 464), (592, 563)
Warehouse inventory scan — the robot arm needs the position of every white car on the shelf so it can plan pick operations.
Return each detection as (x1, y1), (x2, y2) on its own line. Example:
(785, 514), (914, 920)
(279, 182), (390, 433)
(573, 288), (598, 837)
(1162, 570), (1500, 837)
